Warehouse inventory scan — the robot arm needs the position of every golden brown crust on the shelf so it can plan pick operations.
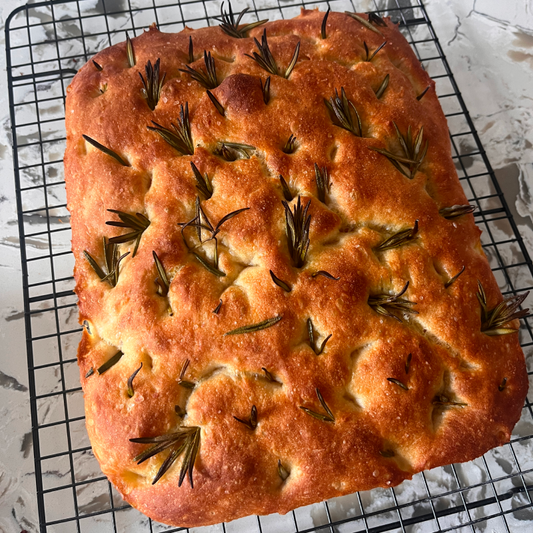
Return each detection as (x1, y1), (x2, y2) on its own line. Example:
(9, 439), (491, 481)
(66, 9), (528, 527)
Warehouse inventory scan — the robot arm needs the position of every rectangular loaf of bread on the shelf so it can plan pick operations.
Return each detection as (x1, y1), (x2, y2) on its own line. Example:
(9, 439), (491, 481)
(64, 7), (529, 527)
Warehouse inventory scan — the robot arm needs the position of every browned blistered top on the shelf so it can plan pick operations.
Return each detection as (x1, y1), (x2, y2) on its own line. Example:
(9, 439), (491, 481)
(64, 9), (527, 527)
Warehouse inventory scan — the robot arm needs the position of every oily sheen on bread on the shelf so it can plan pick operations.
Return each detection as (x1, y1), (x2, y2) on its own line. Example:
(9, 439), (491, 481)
(65, 8), (529, 527)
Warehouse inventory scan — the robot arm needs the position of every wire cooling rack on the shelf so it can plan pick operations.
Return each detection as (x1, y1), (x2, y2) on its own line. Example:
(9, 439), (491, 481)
(5, 0), (533, 531)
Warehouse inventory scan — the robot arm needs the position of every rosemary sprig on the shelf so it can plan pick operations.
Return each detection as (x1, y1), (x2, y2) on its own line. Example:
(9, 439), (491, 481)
(439, 204), (475, 220)
(106, 210), (150, 257)
(213, 299), (222, 314)
(325, 88), (362, 137)
(82, 135), (129, 166)
(345, 12), (383, 35)
(225, 316), (282, 336)
(375, 220), (419, 252)
(130, 426), (201, 486)
(387, 377), (408, 390)
(312, 271), (340, 281)
(188, 36), (194, 64)
(405, 353), (412, 374)
(175, 405), (186, 418)
(98, 351), (123, 374)
(191, 162), (213, 199)
(321, 8), (330, 39)
(278, 459), (290, 481)
(417, 86), (430, 101)
(368, 281), (418, 322)
(369, 122), (428, 179)
(307, 318), (331, 355)
(153, 251), (173, 315)
(432, 394), (466, 407)
(261, 76), (271, 104)
(477, 281), (530, 335)
(99, 83), (108, 94)
(279, 175), (293, 201)
(192, 252), (226, 276)
(300, 388), (335, 423)
(375, 73), (389, 99)
(179, 50), (218, 89)
(270, 270), (291, 292)
(314, 164), (330, 203)
(178, 359), (195, 389)
(216, 2), (268, 38)
(368, 12), (387, 27)
(214, 141), (255, 161)
(84, 237), (129, 287)
(93, 60), (103, 71)
(233, 405), (258, 430)
(126, 32), (135, 67)
(283, 196), (311, 268)
(499, 378), (507, 391)
(283, 134), (297, 154)
(206, 90), (225, 116)
(363, 40), (387, 62)
(262, 367), (275, 382)
(380, 449), (395, 458)
(246, 29), (300, 79)
(85, 367), (94, 378)
(148, 103), (194, 155)
(444, 265), (465, 289)
(139, 58), (166, 111)
(127, 363), (143, 397)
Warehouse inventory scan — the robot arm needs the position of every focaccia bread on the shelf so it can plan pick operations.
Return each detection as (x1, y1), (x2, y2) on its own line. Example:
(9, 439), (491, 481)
(64, 8), (529, 527)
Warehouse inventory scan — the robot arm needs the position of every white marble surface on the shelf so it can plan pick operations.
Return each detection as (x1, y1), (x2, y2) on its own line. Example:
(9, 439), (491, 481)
(0, 1), (532, 532)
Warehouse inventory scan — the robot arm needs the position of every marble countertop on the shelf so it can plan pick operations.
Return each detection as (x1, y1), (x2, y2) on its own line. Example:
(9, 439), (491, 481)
(0, 0), (532, 532)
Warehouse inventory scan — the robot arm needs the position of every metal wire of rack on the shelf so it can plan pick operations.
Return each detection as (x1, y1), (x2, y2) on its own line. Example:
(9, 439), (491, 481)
(5, 0), (533, 531)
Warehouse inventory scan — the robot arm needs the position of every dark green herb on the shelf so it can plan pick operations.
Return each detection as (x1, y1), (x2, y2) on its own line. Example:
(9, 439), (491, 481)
(85, 367), (94, 378)
(191, 162), (213, 200)
(300, 388), (335, 422)
(321, 8), (330, 39)
(98, 351), (123, 374)
(363, 40), (386, 62)
(369, 122), (428, 179)
(283, 134), (297, 154)
(214, 141), (255, 161)
(375, 73), (389, 99)
(153, 251), (173, 315)
(368, 281), (418, 322)
(279, 175), (293, 201)
(262, 367), (275, 382)
(325, 87), (362, 137)
(139, 58), (166, 111)
(439, 204), (475, 220)
(477, 281), (529, 335)
(246, 29), (300, 79)
(93, 60), (103, 71)
(444, 265), (465, 289)
(82, 134), (130, 166)
(178, 359), (195, 389)
(261, 76), (271, 104)
(345, 12), (383, 35)
(213, 299), (223, 314)
(499, 378), (507, 391)
(106, 210), (150, 257)
(278, 459), (290, 480)
(307, 318), (331, 355)
(312, 271), (340, 280)
(375, 220), (419, 252)
(99, 83), (108, 94)
(126, 32), (135, 67)
(380, 449), (395, 458)
(233, 405), (258, 430)
(416, 86), (430, 101)
(283, 196), (311, 268)
(270, 270), (291, 292)
(127, 363), (143, 397)
(148, 103), (194, 155)
(314, 164), (330, 203)
(216, 2), (268, 38)
(206, 90), (225, 116)
(192, 252), (226, 276)
(179, 50), (218, 89)
(387, 377), (408, 390)
(130, 426), (201, 486)
(188, 36), (194, 64)
(432, 394), (466, 407)
(84, 237), (129, 287)
(368, 12), (387, 27)
(405, 353), (412, 374)
(225, 315), (282, 336)
(175, 405), (186, 418)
